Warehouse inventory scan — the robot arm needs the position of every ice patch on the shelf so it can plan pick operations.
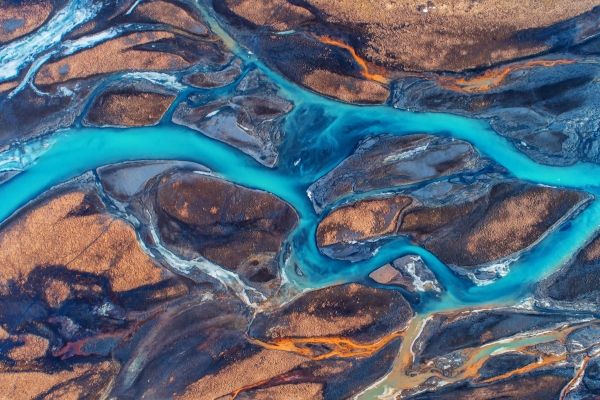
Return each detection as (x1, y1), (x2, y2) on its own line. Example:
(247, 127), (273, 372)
(120, 71), (186, 91)
(206, 109), (220, 118)
(467, 256), (517, 286)
(0, 137), (55, 174)
(403, 256), (442, 293)
(94, 302), (114, 316)
(382, 142), (430, 163)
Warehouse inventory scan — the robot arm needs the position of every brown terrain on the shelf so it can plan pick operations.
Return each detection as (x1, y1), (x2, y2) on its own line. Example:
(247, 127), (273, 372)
(0, 0), (236, 147)
(302, 69), (389, 104)
(236, 383), (325, 400)
(0, 80), (17, 93)
(35, 31), (190, 85)
(183, 59), (242, 88)
(401, 184), (585, 266)
(99, 163), (295, 295)
(581, 235), (600, 263)
(226, 0), (313, 31)
(0, 187), (194, 399)
(0, 361), (119, 400)
(216, 0), (600, 104)
(0, 0), (53, 43)
(177, 283), (412, 399)
(176, 349), (311, 399)
(317, 183), (585, 267)
(411, 374), (572, 400)
(34, 25), (231, 86)
(536, 232), (600, 308)
(249, 283), (413, 340)
(132, 0), (209, 35)
(305, 0), (598, 71)
(155, 171), (298, 275)
(369, 255), (441, 294)
(224, 0), (598, 72)
(0, 189), (165, 293)
(0, 184), (412, 399)
(1, 1), (598, 398)
(84, 90), (175, 127)
(317, 196), (412, 247)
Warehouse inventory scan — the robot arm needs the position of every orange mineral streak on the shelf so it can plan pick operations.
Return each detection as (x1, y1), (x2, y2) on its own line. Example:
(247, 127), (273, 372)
(438, 59), (576, 93)
(456, 322), (584, 384)
(479, 353), (566, 384)
(228, 332), (403, 399)
(358, 312), (598, 399)
(316, 35), (389, 84)
(249, 331), (403, 361)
